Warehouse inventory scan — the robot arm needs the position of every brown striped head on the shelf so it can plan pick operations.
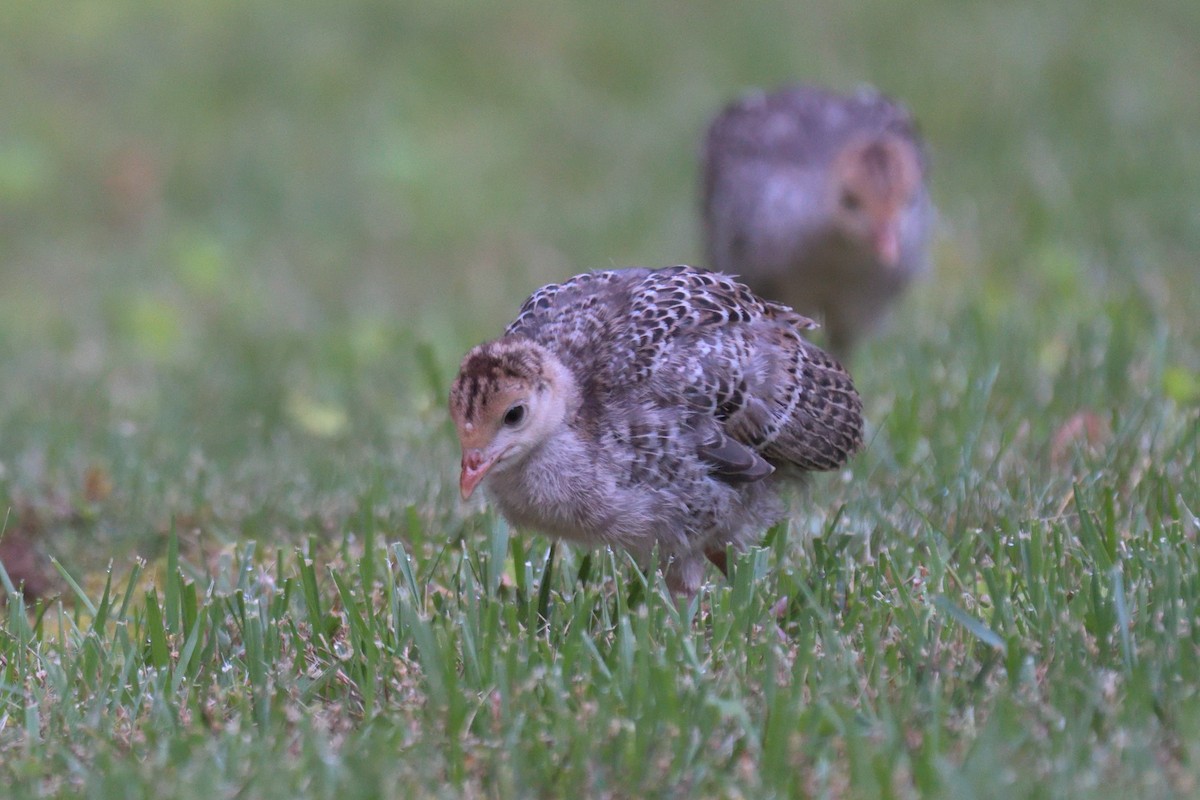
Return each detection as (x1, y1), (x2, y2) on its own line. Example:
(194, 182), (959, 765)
(830, 133), (922, 267)
(449, 337), (573, 500)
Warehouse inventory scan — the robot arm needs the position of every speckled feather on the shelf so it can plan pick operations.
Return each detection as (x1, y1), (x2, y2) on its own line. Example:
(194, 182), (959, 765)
(701, 85), (927, 191)
(452, 265), (863, 594)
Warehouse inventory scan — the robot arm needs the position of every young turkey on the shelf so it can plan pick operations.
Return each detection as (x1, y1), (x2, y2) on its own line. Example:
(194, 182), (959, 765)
(701, 85), (934, 358)
(449, 266), (863, 596)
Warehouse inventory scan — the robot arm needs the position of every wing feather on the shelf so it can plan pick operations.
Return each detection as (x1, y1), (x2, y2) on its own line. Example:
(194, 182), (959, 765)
(503, 265), (862, 476)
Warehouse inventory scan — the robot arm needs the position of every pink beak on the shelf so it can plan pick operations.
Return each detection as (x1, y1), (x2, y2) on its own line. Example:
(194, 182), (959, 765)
(874, 222), (901, 268)
(459, 448), (500, 500)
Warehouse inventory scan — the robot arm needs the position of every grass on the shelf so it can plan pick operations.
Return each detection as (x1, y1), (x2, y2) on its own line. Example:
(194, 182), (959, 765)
(1, 0), (1199, 796)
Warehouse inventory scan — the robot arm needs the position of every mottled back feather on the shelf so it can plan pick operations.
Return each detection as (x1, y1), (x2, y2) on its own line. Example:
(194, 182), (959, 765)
(701, 84), (926, 197)
(505, 265), (862, 476)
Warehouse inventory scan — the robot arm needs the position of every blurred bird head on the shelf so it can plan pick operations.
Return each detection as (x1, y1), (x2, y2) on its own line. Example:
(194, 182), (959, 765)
(449, 338), (574, 500)
(829, 134), (921, 268)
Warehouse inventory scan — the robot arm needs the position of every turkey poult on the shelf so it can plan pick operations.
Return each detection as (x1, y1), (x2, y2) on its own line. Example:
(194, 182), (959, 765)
(701, 85), (934, 359)
(449, 266), (863, 596)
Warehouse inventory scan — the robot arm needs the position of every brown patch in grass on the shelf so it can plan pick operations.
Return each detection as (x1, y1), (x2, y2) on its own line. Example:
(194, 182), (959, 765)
(0, 509), (59, 601)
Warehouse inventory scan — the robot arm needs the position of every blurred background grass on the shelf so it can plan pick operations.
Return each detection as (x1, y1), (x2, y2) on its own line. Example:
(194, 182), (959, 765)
(0, 0), (1197, 569)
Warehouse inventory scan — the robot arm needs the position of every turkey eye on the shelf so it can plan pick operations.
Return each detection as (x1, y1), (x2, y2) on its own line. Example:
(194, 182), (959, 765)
(502, 404), (526, 427)
(840, 190), (861, 211)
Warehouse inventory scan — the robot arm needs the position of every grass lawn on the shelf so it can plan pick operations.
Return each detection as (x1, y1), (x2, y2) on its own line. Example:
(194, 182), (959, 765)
(1, 0), (1199, 796)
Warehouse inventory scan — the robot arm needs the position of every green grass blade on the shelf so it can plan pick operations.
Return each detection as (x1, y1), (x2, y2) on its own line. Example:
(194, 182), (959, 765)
(49, 556), (97, 618)
(935, 595), (1006, 652)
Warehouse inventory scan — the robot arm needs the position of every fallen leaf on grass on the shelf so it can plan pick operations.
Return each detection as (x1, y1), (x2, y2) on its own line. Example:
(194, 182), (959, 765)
(84, 464), (114, 503)
(1050, 410), (1110, 467)
(1163, 366), (1200, 405)
(286, 392), (348, 437)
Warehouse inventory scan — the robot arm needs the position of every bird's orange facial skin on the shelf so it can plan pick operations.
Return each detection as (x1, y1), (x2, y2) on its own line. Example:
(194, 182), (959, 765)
(831, 135), (920, 268)
(450, 379), (530, 499)
(449, 339), (550, 500)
